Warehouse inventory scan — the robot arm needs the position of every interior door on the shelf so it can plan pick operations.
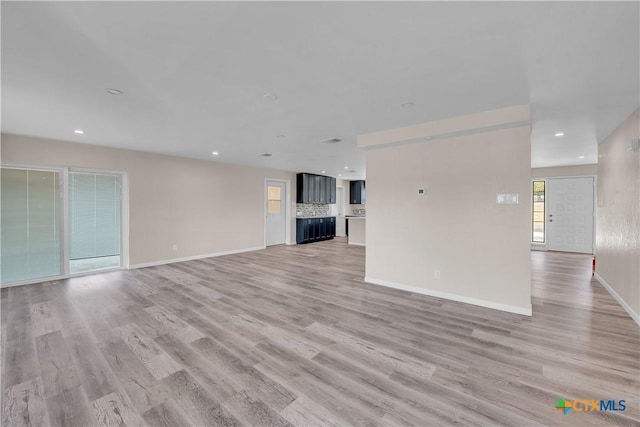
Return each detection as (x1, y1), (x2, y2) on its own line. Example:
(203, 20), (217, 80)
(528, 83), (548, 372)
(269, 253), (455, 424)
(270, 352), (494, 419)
(335, 186), (346, 236)
(266, 180), (286, 246)
(547, 177), (595, 253)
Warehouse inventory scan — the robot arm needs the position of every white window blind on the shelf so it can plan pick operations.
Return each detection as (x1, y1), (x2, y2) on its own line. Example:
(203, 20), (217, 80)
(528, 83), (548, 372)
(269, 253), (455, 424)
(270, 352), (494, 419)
(69, 172), (121, 260)
(1, 168), (61, 284)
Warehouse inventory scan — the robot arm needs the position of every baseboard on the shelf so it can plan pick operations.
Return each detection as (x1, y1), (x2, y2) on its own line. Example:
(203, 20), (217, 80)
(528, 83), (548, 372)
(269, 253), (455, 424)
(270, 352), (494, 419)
(348, 242), (366, 247)
(129, 246), (266, 269)
(364, 276), (532, 316)
(594, 272), (640, 327)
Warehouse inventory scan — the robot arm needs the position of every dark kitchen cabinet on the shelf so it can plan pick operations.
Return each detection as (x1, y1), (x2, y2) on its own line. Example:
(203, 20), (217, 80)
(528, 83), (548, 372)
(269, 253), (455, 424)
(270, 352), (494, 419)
(329, 178), (336, 203)
(350, 180), (366, 204)
(328, 216), (336, 236)
(296, 173), (336, 204)
(297, 173), (313, 203)
(317, 176), (326, 203)
(296, 217), (336, 244)
(319, 217), (329, 239)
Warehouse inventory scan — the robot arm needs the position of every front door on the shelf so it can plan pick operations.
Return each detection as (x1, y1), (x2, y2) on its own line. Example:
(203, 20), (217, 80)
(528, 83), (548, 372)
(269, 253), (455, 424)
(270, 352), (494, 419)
(547, 177), (595, 253)
(266, 180), (286, 246)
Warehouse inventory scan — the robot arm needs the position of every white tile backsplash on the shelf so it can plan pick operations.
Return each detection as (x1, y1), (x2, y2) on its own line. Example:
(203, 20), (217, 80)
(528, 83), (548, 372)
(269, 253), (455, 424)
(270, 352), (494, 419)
(296, 204), (331, 217)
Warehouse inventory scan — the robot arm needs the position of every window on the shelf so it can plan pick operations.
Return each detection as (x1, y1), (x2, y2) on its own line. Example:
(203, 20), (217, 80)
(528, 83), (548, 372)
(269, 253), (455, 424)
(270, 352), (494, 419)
(267, 185), (281, 214)
(532, 180), (545, 243)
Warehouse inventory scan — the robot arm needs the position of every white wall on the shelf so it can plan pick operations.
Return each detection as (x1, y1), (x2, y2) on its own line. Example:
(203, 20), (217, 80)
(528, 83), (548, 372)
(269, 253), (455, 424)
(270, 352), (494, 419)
(531, 164), (597, 178)
(360, 105), (532, 315)
(595, 109), (639, 324)
(1, 134), (297, 268)
(337, 178), (365, 216)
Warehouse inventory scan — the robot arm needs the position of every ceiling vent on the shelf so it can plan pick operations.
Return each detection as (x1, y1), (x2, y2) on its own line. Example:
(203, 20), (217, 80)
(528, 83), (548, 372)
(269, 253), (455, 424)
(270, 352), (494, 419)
(320, 137), (342, 144)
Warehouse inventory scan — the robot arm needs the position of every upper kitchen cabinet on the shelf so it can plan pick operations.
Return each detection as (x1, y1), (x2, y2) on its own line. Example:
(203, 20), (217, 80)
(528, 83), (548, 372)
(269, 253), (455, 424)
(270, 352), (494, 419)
(296, 173), (336, 204)
(350, 180), (366, 204)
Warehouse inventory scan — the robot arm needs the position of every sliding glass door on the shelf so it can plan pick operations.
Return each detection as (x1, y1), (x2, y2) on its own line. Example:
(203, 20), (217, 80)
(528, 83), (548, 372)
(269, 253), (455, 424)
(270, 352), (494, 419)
(69, 172), (121, 274)
(1, 167), (123, 286)
(1, 168), (61, 283)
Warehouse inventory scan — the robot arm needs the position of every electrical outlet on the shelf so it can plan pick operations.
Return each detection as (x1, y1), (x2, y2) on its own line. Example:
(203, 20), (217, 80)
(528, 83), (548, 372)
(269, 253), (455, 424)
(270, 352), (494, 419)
(434, 270), (441, 280)
(172, 244), (178, 251)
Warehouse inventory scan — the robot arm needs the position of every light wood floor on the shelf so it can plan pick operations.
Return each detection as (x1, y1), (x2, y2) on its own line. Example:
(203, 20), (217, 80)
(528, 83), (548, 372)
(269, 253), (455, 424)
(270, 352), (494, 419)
(2, 238), (639, 426)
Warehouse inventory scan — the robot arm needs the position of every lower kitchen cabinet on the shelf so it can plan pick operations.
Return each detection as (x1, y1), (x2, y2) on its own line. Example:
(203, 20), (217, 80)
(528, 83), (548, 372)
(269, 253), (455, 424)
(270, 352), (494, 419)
(296, 217), (336, 244)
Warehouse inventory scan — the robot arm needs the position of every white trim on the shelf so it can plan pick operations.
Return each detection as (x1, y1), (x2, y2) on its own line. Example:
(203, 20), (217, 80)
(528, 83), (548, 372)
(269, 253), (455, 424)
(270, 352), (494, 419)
(594, 272), (640, 327)
(129, 246), (265, 269)
(61, 169), (70, 276)
(120, 173), (130, 268)
(364, 276), (533, 316)
(348, 242), (366, 247)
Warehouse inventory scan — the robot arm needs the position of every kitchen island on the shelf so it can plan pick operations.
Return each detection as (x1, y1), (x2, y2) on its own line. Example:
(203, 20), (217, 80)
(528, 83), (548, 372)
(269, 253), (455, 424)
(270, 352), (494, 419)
(346, 216), (365, 246)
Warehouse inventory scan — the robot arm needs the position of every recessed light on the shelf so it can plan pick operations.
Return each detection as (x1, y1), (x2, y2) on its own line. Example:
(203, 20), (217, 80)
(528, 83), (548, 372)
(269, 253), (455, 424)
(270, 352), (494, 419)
(258, 153), (273, 157)
(425, 136), (434, 140)
(338, 174), (342, 177)
(344, 166), (349, 170)
(401, 102), (414, 108)
(555, 132), (565, 137)
(262, 93), (278, 103)
(578, 155), (585, 159)
(74, 129), (84, 134)
(212, 151), (219, 156)
(107, 88), (123, 95)
(321, 171), (326, 174)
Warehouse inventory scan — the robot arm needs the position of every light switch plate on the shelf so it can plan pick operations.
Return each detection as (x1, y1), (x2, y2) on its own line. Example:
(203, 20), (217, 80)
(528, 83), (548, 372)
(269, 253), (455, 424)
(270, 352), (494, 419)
(497, 193), (519, 204)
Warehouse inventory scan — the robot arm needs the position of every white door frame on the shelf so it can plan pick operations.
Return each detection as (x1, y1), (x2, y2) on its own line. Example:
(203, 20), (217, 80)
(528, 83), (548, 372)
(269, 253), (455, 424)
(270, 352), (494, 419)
(0, 163), (129, 288)
(335, 186), (346, 236)
(68, 168), (129, 274)
(264, 178), (291, 246)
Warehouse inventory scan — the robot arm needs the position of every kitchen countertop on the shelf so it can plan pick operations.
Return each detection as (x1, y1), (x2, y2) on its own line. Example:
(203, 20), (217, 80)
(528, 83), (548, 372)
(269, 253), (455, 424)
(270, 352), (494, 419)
(346, 216), (366, 220)
(296, 216), (336, 219)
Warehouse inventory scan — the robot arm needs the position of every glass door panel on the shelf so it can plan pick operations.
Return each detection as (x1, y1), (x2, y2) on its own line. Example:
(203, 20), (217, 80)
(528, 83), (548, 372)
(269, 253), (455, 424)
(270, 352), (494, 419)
(1, 168), (61, 284)
(69, 172), (121, 273)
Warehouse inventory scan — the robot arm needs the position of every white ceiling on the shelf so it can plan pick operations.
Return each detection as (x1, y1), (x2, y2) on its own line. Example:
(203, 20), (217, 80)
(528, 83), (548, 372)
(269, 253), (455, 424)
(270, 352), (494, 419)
(2, 2), (638, 179)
